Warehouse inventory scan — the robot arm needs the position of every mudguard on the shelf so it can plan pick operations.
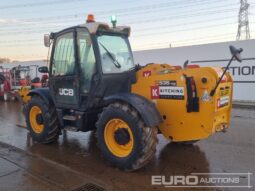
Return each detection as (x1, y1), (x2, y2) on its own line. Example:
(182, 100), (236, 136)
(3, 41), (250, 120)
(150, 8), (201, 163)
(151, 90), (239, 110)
(104, 93), (163, 127)
(27, 88), (54, 106)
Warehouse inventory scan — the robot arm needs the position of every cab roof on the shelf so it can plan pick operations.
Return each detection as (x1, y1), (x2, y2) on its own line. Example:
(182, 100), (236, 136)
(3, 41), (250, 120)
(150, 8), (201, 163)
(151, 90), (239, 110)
(79, 22), (131, 36)
(51, 22), (131, 38)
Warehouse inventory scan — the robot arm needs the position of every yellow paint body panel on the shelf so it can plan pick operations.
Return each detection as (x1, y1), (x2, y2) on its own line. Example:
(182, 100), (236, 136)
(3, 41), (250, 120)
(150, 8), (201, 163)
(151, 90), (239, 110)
(18, 87), (31, 104)
(132, 64), (233, 142)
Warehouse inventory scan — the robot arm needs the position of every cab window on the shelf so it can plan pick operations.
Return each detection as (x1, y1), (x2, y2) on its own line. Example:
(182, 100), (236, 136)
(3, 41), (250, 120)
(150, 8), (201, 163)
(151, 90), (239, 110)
(52, 32), (75, 76)
(97, 34), (134, 74)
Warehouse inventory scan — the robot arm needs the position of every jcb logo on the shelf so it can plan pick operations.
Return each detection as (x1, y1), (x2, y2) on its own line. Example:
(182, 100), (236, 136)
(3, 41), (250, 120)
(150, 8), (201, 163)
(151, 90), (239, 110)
(59, 88), (74, 96)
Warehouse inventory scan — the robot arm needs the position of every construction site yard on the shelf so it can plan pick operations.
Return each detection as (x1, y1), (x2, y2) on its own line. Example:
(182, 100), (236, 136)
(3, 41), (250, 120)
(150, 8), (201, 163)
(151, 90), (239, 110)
(0, 101), (254, 191)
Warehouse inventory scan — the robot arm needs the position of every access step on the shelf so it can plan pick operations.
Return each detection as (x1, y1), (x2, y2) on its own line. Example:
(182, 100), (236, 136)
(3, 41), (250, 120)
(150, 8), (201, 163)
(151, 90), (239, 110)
(63, 115), (76, 121)
(64, 126), (79, 132)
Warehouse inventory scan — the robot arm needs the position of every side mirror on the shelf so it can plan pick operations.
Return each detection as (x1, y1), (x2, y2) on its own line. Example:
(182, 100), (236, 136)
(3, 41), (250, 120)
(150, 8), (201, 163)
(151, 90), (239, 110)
(229, 45), (243, 63)
(211, 46), (244, 96)
(44, 34), (51, 47)
(38, 66), (49, 73)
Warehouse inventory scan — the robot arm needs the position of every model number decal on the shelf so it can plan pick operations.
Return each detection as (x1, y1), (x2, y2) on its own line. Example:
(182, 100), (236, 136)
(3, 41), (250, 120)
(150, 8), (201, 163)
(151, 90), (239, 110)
(151, 86), (184, 100)
(59, 88), (74, 96)
(157, 80), (177, 86)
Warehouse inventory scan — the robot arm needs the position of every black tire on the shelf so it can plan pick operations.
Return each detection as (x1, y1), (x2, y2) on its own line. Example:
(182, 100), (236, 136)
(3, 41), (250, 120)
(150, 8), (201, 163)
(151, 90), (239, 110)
(96, 102), (158, 171)
(25, 96), (60, 144)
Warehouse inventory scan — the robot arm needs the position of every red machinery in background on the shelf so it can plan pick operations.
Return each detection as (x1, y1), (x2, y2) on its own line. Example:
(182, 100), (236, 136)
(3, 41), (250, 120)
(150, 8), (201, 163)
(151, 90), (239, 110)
(0, 65), (48, 101)
(0, 66), (12, 101)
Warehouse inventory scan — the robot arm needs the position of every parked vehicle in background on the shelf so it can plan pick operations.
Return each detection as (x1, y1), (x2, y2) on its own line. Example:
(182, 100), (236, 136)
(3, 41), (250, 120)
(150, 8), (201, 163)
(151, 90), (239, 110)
(0, 66), (12, 101)
(0, 65), (47, 102)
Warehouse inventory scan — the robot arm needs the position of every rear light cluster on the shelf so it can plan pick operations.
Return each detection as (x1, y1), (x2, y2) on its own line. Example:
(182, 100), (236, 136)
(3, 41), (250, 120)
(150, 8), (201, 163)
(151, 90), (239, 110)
(187, 64), (200, 69)
(220, 75), (228, 83)
(213, 67), (228, 83)
(172, 64), (200, 70)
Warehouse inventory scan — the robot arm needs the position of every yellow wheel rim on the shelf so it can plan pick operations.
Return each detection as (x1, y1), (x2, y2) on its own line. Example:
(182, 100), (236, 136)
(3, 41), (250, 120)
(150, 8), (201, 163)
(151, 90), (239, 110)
(29, 106), (44, 134)
(104, 119), (134, 158)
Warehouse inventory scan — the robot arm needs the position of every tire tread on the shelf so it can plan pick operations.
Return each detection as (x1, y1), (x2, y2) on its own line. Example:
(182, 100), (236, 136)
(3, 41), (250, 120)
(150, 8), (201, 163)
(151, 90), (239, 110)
(96, 102), (158, 171)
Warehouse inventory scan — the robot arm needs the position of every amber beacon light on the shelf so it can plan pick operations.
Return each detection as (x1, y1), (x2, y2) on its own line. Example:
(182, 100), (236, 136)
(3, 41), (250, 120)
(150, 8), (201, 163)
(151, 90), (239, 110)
(87, 14), (95, 23)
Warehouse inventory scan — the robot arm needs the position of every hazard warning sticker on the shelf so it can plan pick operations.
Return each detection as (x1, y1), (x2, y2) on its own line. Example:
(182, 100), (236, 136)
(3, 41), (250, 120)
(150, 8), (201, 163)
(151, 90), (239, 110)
(151, 86), (184, 100)
(217, 96), (229, 108)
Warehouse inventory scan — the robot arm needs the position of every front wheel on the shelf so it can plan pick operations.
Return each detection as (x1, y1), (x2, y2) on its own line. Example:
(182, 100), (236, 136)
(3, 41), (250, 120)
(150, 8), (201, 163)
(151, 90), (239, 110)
(25, 96), (60, 144)
(96, 102), (158, 171)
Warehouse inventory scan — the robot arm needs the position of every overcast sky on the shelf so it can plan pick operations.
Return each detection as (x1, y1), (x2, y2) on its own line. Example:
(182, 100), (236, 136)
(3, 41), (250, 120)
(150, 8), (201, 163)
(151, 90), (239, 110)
(0, 0), (254, 61)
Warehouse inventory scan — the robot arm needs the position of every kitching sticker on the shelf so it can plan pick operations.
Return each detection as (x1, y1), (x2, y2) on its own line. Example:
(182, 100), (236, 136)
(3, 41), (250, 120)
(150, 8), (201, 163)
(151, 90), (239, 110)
(151, 86), (184, 100)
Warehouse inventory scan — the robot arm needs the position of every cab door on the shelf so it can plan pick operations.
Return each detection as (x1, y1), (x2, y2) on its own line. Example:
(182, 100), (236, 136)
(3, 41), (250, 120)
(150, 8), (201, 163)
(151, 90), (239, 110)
(76, 28), (97, 109)
(49, 29), (80, 108)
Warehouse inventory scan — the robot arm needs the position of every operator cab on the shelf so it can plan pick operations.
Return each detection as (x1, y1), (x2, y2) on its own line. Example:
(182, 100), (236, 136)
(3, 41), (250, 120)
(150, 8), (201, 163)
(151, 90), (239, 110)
(43, 14), (136, 111)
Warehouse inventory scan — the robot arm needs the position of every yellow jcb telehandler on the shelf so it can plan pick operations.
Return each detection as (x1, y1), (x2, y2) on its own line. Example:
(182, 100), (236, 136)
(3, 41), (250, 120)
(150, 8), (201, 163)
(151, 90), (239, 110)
(24, 15), (243, 171)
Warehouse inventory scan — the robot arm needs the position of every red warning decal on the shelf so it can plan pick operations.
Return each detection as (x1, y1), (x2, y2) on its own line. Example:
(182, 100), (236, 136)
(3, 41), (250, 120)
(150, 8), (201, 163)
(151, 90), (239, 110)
(213, 67), (227, 82)
(151, 86), (159, 99)
(143, 71), (151, 77)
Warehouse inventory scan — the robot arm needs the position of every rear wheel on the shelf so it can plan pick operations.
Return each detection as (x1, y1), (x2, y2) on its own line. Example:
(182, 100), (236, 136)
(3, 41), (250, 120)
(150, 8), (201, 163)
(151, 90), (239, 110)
(96, 102), (158, 171)
(25, 96), (60, 144)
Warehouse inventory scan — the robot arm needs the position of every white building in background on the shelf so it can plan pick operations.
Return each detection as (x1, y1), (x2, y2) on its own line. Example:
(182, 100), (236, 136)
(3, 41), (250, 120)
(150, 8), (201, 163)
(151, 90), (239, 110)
(1, 40), (254, 102)
(133, 39), (255, 102)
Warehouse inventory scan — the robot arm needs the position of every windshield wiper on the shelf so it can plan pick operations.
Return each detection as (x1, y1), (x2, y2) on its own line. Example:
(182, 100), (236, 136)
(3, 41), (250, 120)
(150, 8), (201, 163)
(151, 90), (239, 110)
(99, 42), (121, 69)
